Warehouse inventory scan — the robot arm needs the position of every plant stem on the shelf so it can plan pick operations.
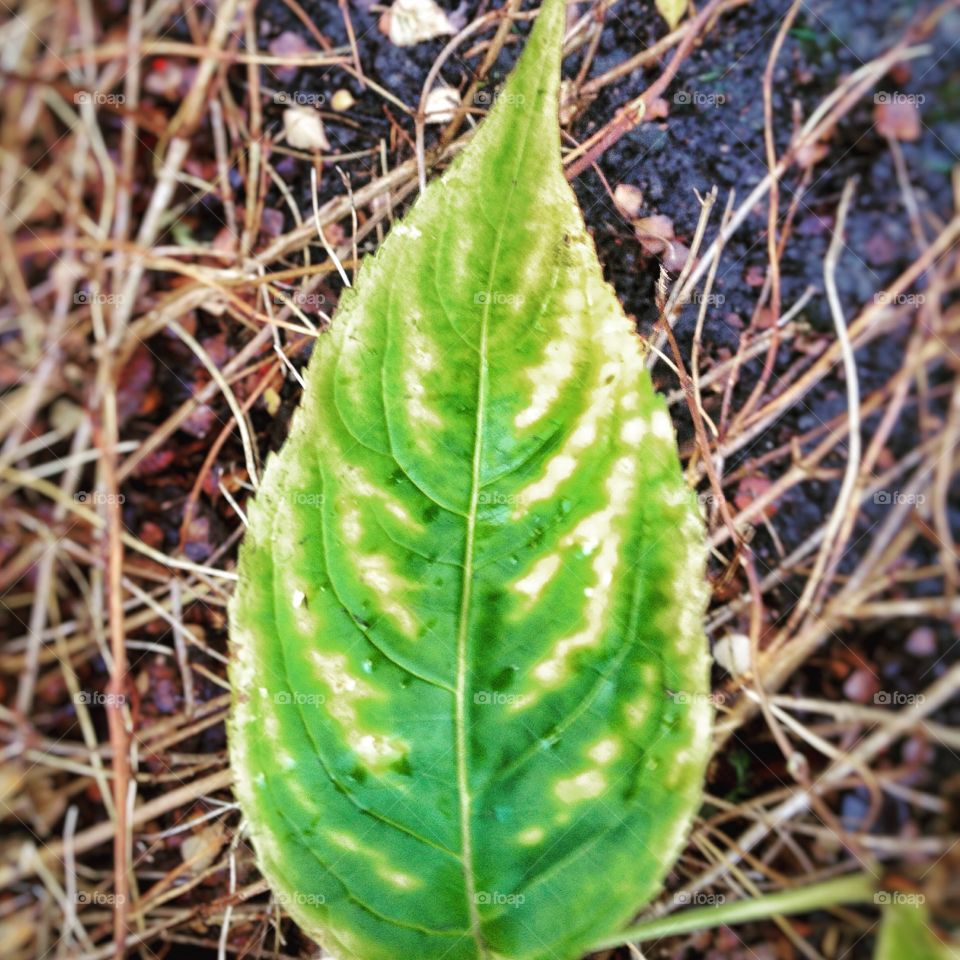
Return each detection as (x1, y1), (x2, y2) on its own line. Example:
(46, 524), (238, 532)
(590, 873), (878, 950)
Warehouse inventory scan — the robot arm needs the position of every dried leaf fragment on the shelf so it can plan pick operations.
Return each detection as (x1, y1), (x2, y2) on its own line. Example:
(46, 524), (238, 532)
(424, 84), (461, 123)
(379, 0), (456, 46)
(613, 183), (644, 218)
(283, 106), (330, 151)
(874, 96), (922, 141)
(656, 0), (688, 30)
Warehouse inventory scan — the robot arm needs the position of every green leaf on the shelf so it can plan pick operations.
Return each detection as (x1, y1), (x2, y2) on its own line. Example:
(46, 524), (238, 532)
(656, 0), (688, 31)
(228, 1), (711, 958)
(875, 898), (960, 960)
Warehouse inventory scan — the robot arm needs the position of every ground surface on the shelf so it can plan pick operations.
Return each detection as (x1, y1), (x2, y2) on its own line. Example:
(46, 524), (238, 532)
(0, 0), (958, 958)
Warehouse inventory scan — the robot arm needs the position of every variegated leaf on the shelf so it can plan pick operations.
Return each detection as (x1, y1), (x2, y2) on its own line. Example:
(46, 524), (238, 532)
(228, 1), (711, 958)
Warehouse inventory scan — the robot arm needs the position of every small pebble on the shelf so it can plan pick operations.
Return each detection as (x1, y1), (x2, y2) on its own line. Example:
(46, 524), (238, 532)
(424, 84), (460, 124)
(906, 625), (937, 656)
(613, 183), (643, 218)
(283, 107), (329, 151)
(331, 89), (356, 112)
(843, 667), (879, 704)
(714, 633), (751, 677)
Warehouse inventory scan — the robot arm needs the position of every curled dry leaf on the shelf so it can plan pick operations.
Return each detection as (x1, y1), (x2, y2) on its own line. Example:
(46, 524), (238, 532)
(283, 106), (330, 151)
(662, 240), (690, 274)
(634, 213), (689, 272)
(180, 822), (227, 874)
(633, 214), (675, 254)
(379, 0), (456, 47)
(874, 97), (922, 142)
(613, 183), (644, 219)
(424, 84), (461, 124)
(714, 633), (752, 677)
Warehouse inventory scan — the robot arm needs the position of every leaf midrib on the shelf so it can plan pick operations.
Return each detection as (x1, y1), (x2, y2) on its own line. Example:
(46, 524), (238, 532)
(453, 83), (547, 959)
